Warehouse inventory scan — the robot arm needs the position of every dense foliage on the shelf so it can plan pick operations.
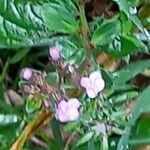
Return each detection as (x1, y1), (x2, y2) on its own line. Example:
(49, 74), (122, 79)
(0, 0), (149, 150)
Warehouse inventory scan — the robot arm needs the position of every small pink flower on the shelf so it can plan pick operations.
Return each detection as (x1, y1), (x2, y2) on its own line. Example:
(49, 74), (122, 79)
(80, 71), (105, 98)
(20, 68), (32, 80)
(55, 99), (80, 122)
(49, 46), (60, 61)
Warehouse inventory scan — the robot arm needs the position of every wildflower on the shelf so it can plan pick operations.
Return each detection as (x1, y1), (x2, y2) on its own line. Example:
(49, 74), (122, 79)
(80, 71), (105, 98)
(20, 68), (32, 80)
(49, 46), (60, 61)
(55, 98), (80, 122)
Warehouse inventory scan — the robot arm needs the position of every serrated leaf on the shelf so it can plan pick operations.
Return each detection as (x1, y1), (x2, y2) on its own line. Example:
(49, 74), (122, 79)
(76, 131), (94, 147)
(0, 0), (78, 48)
(91, 20), (121, 46)
(0, 0), (51, 48)
(42, 2), (78, 34)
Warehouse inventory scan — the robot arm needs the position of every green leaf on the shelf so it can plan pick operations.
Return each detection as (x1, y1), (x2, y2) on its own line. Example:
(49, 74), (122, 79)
(64, 120), (80, 132)
(109, 91), (139, 104)
(0, 0), (78, 48)
(113, 0), (144, 31)
(91, 20), (121, 46)
(113, 0), (130, 17)
(25, 94), (42, 113)
(9, 48), (30, 64)
(59, 40), (86, 66)
(0, 0), (50, 48)
(130, 15), (144, 31)
(0, 121), (23, 149)
(42, 2), (78, 34)
(46, 72), (59, 86)
(50, 118), (64, 150)
(117, 85), (150, 150)
(40, 131), (59, 150)
(113, 59), (150, 87)
(76, 131), (94, 147)
(103, 35), (146, 57)
(88, 139), (95, 150)
(0, 114), (20, 126)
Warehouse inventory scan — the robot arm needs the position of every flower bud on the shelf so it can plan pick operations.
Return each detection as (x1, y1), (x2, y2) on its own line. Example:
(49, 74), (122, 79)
(20, 68), (32, 80)
(49, 46), (60, 61)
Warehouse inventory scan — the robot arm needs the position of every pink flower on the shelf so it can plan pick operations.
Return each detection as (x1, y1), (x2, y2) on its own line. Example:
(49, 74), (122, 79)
(80, 71), (105, 98)
(55, 98), (80, 122)
(49, 46), (60, 61)
(20, 68), (32, 80)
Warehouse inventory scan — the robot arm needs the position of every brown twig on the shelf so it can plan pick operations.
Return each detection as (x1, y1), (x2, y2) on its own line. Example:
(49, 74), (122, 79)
(64, 131), (76, 150)
(10, 110), (53, 150)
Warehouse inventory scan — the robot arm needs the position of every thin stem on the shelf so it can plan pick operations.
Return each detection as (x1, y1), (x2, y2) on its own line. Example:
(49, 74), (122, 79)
(77, 0), (91, 50)
(64, 131), (76, 150)
(0, 59), (9, 85)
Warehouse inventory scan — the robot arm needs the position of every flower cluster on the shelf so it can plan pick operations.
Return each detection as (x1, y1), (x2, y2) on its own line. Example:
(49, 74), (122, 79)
(55, 98), (80, 122)
(80, 71), (105, 98)
(20, 46), (105, 123)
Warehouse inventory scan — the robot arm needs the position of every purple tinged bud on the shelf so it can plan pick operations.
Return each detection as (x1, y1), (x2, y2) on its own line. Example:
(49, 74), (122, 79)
(49, 46), (60, 61)
(20, 68), (32, 80)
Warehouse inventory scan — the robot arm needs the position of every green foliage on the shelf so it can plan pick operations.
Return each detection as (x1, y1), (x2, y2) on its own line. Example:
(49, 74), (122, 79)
(50, 119), (64, 150)
(113, 59), (150, 88)
(0, 0), (149, 149)
(92, 20), (121, 46)
(26, 95), (42, 113)
(0, 0), (78, 49)
(46, 72), (59, 85)
(76, 131), (94, 147)
(117, 85), (150, 150)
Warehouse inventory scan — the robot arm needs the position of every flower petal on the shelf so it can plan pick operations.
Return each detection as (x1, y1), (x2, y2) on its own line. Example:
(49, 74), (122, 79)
(68, 98), (81, 109)
(94, 78), (105, 93)
(89, 71), (102, 82)
(55, 109), (68, 122)
(80, 77), (91, 88)
(58, 100), (68, 112)
(86, 88), (98, 98)
(67, 108), (80, 121)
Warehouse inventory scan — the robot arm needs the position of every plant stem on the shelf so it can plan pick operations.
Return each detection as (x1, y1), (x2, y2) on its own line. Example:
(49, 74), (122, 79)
(64, 131), (76, 150)
(0, 59), (9, 85)
(10, 110), (53, 150)
(78, 0), (91, 50)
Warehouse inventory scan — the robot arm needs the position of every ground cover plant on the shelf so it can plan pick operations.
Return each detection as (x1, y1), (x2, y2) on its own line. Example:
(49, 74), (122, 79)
(0, 0), (150, 150)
